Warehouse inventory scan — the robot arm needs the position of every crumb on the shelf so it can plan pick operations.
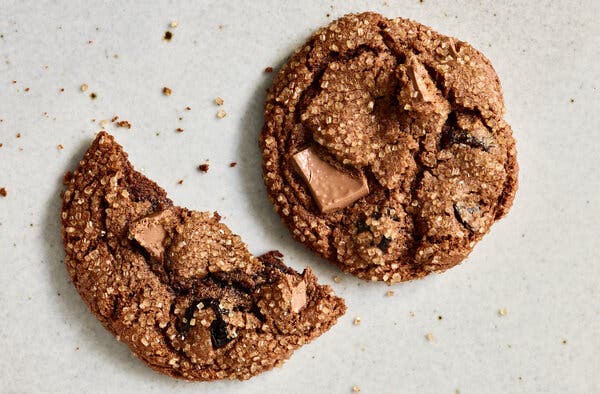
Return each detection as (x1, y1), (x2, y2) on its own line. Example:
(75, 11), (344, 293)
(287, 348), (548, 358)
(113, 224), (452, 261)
(185, 106), (191, 111)
(0, 144), (3, 148)
(24, 87), (30, 92)
(59, 88), (64, 92)
(163, 86), (172, 96)
(99, 120), (108, 127)
(438, 315), (442, 320)
(178, 117), (183, 121)
(352, 386), (361, 393)
(425, 333), (434, 342)
(229, 162), (237, 167)
(170, 21), (179, 28)
(110, 115), (119, 122)
(164, 31), (173, 40)
(12, 80), (16, 84)
(217, 109), (227, 119)
(80, 83), (88, 92)
(76, 347), (79, 351)
(198, 163), (210, 173)
(0, 187), (6, 197)
(176, 128), (184, 133)
(326, 13), (330, 18)
(264, 66), (273, 73)
(16, 133), (21, 138)
(57, 144), (64, 150)
(113, 54), (119, 59)
(562, 339), (567, 345)
(155, 131), (160, 136)
(353, 317), (361, 326)
(90, 92), (97, 99)
(498, 308), (508, 316)
(385, 290), (394, 296)
(218, 24), (224, 30)
(333, 275), (341, 283)
(409, 311), (415, 317)
(570, 98), (575, 103)
(177, 179), (184, 185)
(88, 40), (93, 44)
(116, 120), (131, 129)
(215, 96), (224, 106)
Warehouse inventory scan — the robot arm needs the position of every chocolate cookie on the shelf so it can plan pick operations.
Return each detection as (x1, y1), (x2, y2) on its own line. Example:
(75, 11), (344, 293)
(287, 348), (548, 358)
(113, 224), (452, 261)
(261, 13), (518, 282)
(61, 132), (345, 380)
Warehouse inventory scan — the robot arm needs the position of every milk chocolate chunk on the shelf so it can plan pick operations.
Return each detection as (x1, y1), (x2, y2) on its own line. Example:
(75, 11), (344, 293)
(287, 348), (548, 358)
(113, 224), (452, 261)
(292, 147), (369, 213)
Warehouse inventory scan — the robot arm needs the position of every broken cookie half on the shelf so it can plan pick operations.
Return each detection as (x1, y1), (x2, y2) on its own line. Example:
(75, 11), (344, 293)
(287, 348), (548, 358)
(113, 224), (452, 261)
(61, 131), (345, 380)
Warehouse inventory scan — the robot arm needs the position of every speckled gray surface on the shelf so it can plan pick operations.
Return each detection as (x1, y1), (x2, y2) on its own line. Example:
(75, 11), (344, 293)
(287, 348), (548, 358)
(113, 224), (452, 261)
(1, 1), (599, 393)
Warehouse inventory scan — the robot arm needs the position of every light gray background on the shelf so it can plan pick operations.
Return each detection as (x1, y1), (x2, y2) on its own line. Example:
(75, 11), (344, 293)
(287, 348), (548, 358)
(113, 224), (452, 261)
(1, 1), (598, 393)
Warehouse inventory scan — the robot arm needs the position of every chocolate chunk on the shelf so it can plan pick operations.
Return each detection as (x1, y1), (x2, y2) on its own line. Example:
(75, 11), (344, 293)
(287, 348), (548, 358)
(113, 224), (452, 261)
(356, 219), (370, 233)
(442, 126), (490, 152)
(453, 202), (482, 232)
(292, 147), (369, 213)
(210, 315), (232, 349)
(377, 236), (392, 252)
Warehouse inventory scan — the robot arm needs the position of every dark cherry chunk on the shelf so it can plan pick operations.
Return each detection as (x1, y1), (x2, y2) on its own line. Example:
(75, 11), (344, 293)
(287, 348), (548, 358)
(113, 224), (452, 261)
(377, 236), (392, 252)
(442, 126), (490, 152)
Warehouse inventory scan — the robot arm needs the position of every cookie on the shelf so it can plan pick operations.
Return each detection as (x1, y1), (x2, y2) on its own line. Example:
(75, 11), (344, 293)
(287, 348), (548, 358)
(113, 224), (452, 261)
(61, 132), (345, 380)
(261, 12), (518, 283)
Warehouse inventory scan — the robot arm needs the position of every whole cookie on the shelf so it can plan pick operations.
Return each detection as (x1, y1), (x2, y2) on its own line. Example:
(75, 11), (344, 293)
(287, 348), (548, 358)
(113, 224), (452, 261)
(261, 12), (518, 283)
(62, 132), (345, 380)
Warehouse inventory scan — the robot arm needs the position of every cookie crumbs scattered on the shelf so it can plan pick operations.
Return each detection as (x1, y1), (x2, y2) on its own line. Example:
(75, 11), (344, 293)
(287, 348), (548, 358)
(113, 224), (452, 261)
(57, 144), (64, 150)
(90, 92), (97, 99)
(75, 347), (80, 351)
(177, 179), (184, 185)
(0, 187), (6, 197)
(176, 128), (184, 133)
(16, 133), (21, 138)
(12, 80), (16, 84)
(185, 106), (191, 111)
(385, 290), (394, 296)
(353, 317), (361, 326)
(111, 115), (119, 122)
(217, 109), (227, 119)
(0, 144), (3, 148)
(80, 83), (88, 92)
(333, 275), (341, 283)
(498, 308), (508, 316)
(438, 315), (443, 320)
(198, 163), (210, 172)
(164, 31), (173, 40)
(352, 386), (361, 393)
(24, 87), (30, 92)
(215, 96), (224, 106)
(59, 88), (64, 92)
(170, 21), (179, 28)
(116, 120), (131, 129)
(425, 333), (434, 342)
(562, 339), (567, 345)
(570, 98), (575, 103)
(229, 162), (237, 167)
(163, 86), (172, 96)
(264, 66), (273, 73)
(88, 40), (93, 44)
(99, 120), (108, 127)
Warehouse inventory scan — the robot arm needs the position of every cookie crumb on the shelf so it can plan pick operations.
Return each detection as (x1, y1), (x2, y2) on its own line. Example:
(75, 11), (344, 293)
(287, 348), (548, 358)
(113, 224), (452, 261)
(215, 96), (224, 106)
(177, 179), (184, 185)
(353, 317), (361, 326)
(569, 98), (575, 103)
(425, 333), (434, 342)
(57, 144), (64, 150)
(385, 290), (394, 296)
(16, 133), (21, 138)
(229, 162), (237, 167)
(80, 83), (88, 92)
(0, 187), (6, 197)
(24, 87), (30, 92)
(170, 21), (179, 28)
(99, 120), (108, 127)
(498, 308), (508, 316)
(59, 88), (64, 92)
(562, 339), (567, 345)
(164, 31), (173, 40)
(116, 120), (131, 129)
(185, 106), (191, 111)
(333, 275), (341, 283)
(176, 128), (184, 133)
(111, 115), (119, 122)
(198, 163), (210, 172)
(90, 92), (97, 99)
(352, 386), (361, 393)
(438, 315), (443, 320)
(264, 66), (273, 73)
(217, 109), (227, 119)
(163, 86), (172, 96)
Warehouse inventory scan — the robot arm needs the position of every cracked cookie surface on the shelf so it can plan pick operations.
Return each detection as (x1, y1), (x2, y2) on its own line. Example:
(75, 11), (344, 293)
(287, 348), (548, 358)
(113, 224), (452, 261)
(261, 12), (518, 283)
(61, 132), (345, 380)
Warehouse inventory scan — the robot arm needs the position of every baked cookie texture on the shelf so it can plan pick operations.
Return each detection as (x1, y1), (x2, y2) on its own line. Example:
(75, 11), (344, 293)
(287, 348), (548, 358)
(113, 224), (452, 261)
(261, 12), (518, 283)
(61, 132), (345, 380)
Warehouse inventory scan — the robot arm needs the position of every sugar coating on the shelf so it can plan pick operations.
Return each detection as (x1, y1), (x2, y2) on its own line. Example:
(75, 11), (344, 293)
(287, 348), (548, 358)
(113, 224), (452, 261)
(260, 12), (518, 283)
(61, 132), (346, 380)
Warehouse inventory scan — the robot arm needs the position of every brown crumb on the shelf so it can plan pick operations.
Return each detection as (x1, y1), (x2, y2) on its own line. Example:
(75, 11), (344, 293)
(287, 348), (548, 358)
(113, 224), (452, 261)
(353, 317), (361, 326)
(217, 109), (227, 119)
(386, 290), (394, 297)
(185, 106), (191, 111)
(570, 98), (575, 103)
(264, 66), (273, 73)
(90, 92), (97, 99)
(438, 315), (443, 320)
(214, 97), (224, 106)
(198, 163), (210, 173)
(170, 21), (179, 28)
(99, 120), (108, 127)
(498, 308), (508, 316)
(333, 275), (341, 283)
(59, 88), (64, 92)
(12, 80), (16, 84)
(163, 31), (173, 40)
(176, 128), (184, 133)
(110, 115), (119, 122)
(0, 143), (3, 148)
(16, 133), (21, 138)
(88, 40), (93, 44)
(116, 120), (131, 129)
(57, 144), (64, 150)
(80, 83), (88, 92)
(352, 386), (361, 393)
(425, 333), (434, 342)
(229, 162), (237, 168)
(0, 187), (7, 197)
(24, 87), (30, 92)
(163, 86), (172, 96)
(562, 339), (567, 345)
(177, 179), (184, 185)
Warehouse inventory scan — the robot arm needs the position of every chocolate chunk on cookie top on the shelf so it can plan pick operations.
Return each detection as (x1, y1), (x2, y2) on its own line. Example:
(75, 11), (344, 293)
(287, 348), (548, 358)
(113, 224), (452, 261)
(61, 132), (345, 381)
(261, 12), (518, 283)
